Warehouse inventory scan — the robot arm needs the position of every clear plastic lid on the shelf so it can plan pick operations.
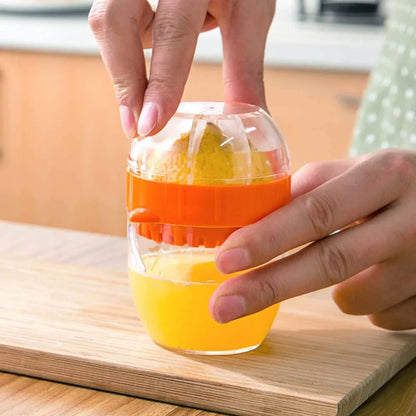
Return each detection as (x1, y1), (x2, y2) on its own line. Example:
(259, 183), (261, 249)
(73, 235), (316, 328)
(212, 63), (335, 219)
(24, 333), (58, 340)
(128, 102), (290, 185)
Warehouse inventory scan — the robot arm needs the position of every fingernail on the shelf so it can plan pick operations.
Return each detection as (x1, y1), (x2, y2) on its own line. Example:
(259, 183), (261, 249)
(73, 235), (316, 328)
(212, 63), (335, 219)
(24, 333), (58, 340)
(119, 105), (137, 139)
(216, 248), (251, 274)
(137, 102), (158, 136)
(213, 295), (246, 324)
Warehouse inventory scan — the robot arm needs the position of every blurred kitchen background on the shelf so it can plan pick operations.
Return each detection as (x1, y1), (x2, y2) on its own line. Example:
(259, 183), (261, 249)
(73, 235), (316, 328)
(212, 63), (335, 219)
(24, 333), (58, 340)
(0, 0), (395, 236)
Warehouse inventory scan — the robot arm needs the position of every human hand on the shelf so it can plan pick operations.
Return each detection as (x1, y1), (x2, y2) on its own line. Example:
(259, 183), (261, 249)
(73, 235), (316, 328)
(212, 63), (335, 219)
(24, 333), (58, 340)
(210, 149), (416, 330)
(89, 0), (276, 138)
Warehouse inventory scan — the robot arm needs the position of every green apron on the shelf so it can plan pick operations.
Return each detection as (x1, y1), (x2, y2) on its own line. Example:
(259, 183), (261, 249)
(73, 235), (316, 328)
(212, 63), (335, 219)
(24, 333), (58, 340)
(351, 0), (416, 155)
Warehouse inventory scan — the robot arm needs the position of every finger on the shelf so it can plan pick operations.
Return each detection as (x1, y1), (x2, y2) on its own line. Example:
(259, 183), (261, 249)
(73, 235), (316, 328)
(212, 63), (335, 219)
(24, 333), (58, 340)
(201, 12), (218, 33)
(89, 0), (154, 138)
(138, 0), (209, 137)
(216, 151), (409, 274)
(210, 203), (415, 323)
(291, 158), (355, 199)
(332, 249), (416, 316)
(214, 0), (276, 109)
(369, 296), (416, 330)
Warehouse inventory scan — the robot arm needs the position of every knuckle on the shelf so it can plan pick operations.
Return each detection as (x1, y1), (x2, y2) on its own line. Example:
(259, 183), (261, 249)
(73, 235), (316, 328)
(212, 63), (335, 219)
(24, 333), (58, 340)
(304, 193), (336, 237)
(376, 149), (416, 188)
(316, 242), (352, 285)
(88, 0), (111, 34)
(153, 13), (198, 43)
(89, 0), (134, 36)
(146, 75), (180, 97)
(113, 82), (130, 106)
(264, 230), (279, 254)
(147, 76), (168, 91)
(258, 277), (280, 306)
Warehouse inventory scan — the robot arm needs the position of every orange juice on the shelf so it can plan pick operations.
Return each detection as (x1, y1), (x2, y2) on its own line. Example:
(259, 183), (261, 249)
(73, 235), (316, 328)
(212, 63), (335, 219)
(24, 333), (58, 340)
(128, 251), (279, 354)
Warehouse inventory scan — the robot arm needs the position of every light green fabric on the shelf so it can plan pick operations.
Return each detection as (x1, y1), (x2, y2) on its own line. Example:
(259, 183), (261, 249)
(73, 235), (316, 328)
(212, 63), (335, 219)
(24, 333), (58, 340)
(350, 0), (416, 155)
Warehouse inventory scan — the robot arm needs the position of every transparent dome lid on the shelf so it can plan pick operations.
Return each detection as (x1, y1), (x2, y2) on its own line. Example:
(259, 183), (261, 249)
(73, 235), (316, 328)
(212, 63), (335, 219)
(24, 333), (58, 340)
(128, 102), (290, 185)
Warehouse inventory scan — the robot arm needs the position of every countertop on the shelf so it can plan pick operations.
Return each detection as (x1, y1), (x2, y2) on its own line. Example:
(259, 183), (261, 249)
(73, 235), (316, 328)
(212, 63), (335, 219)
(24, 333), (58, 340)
(0, 220), (415, 416)
(0, 0), (388, 71)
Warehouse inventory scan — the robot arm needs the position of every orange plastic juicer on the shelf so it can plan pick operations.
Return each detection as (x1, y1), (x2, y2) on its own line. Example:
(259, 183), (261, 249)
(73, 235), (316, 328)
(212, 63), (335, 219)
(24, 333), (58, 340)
(127, 102), (291, 355)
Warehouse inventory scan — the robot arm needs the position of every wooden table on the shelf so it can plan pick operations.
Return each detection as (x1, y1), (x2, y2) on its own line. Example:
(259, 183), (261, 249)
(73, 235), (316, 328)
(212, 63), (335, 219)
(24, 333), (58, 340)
(0, 220), (415, 416)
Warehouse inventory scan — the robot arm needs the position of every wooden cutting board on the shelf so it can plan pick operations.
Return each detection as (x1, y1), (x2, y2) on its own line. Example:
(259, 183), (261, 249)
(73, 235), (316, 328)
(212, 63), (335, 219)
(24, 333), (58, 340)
(0, 255), (415, 416)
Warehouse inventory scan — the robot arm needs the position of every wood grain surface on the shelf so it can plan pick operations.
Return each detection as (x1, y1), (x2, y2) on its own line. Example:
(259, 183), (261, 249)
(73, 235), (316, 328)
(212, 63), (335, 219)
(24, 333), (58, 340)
(352, 359), (416, 416)
(0, 220), (415, 416)
(0, 254), (415, 416)
(0, 372), (224, 416)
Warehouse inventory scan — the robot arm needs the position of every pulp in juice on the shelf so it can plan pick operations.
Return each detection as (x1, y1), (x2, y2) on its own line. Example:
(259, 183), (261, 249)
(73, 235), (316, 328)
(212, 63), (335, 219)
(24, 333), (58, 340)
(128, 251), (279, 354)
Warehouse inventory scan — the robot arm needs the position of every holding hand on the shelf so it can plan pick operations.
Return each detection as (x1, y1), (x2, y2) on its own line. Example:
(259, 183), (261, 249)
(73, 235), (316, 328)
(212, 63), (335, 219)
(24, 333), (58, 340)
(89, 0), (276, 138)
(210, 149), (416, 330)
